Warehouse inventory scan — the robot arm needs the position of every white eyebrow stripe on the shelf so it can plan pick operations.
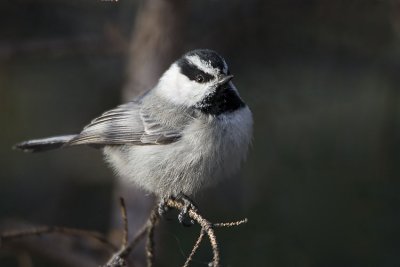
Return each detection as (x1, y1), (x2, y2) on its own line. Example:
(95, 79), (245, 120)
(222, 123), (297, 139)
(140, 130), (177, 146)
(186, 55), (220, 77)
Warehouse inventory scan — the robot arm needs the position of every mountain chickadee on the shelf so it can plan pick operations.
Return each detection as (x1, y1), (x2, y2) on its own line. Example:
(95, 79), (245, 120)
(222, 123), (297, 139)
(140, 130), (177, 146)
(15, 49), (253, 222)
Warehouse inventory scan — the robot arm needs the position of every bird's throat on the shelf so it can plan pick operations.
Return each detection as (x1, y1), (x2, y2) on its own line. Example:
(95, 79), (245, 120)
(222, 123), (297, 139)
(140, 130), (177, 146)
(195, 85), (245, 115)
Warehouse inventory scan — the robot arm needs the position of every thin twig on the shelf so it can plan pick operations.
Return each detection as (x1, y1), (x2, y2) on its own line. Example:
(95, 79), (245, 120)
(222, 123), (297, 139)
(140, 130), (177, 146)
(105, 197), (247, 267)
(165, 199), (220, 267)
(182, 230), (205, 267)
(214, 218), (248, 228)
(104, 223), (147, 267)
(164, 199), (248, 267)
(0, 226), (116, 251)
(104, 206), (159, 267)
(119, 197), (129, 248)
(145, 209), (159, 267)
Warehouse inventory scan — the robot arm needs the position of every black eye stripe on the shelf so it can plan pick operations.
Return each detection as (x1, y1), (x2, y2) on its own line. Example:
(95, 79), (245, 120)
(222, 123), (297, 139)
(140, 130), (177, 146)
(178, 59), (214, 83)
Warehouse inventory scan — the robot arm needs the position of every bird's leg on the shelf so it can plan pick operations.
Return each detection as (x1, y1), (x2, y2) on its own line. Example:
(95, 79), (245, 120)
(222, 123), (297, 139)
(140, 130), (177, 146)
(176, 193), (197, 226)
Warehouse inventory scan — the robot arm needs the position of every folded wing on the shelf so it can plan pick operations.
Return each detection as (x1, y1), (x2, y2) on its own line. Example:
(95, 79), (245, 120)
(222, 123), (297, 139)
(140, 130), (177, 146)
(68, 101), (182, 146)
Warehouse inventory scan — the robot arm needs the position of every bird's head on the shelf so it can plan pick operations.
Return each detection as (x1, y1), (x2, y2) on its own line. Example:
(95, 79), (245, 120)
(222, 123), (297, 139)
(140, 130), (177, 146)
(156, 49), (244, 115)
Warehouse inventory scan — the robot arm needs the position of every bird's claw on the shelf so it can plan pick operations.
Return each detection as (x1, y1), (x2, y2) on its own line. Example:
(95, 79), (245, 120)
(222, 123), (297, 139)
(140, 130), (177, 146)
(176, 194), (197, 227)
(158, 194), (198, 226)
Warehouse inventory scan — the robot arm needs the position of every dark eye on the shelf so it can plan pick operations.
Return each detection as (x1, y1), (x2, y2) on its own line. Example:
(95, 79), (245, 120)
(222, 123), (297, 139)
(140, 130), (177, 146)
(195, 74), (205, 83)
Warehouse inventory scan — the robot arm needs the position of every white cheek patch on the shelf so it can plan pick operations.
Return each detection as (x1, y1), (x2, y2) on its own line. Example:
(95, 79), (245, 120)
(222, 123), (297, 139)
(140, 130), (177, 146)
(156, 64), (212, 107)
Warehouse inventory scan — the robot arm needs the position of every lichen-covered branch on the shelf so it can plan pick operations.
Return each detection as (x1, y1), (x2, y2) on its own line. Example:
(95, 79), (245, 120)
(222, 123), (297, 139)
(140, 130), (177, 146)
(182, 230), (205, 267)
(105, 197), (248, 267)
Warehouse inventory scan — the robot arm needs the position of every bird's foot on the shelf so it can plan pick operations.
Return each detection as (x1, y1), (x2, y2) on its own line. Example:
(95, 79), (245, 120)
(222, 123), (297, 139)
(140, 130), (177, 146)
(158, 194), (198, 226)
(176, 193), (197, 227)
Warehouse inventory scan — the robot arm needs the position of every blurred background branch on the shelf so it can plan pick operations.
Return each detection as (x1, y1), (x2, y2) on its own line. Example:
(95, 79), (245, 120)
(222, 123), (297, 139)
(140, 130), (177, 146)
(111, 1), (187, 266)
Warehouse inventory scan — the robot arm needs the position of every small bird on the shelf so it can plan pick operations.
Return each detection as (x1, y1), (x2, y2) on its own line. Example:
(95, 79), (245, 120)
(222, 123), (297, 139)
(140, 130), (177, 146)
(15, 49), (253, 223)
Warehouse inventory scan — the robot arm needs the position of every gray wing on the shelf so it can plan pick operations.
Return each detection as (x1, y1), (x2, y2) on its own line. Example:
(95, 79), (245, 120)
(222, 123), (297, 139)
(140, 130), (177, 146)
(67, 101), (182, 146)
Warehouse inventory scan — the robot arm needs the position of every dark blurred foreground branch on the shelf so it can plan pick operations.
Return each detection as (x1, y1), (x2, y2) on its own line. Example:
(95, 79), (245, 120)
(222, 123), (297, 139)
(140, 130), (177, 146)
(0, 226), (116, 251)
(1, 198), (247, 267)
(0, 223), (116, 267)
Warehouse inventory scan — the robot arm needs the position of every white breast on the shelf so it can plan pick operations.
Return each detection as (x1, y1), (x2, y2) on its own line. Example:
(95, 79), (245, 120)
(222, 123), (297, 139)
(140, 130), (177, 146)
(103, 106), (253, 198)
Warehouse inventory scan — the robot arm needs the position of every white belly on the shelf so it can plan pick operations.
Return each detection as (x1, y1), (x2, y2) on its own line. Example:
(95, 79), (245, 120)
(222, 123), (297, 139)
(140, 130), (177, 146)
(103, 107), (252, 198)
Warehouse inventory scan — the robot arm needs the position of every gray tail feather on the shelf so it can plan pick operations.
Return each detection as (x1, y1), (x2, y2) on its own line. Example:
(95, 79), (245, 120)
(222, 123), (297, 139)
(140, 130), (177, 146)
(13, 134), (77, 152)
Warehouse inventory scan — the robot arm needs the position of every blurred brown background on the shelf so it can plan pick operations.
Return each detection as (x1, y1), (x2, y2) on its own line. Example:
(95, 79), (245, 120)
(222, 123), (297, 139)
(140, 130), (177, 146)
(1, 0), (399, 266)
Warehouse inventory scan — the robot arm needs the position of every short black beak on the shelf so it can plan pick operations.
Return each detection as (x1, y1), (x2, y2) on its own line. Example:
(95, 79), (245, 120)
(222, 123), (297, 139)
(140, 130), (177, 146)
(217, 74), (234, 86)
